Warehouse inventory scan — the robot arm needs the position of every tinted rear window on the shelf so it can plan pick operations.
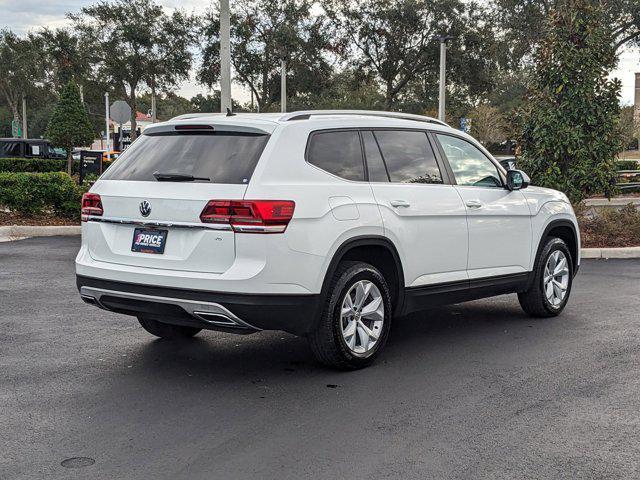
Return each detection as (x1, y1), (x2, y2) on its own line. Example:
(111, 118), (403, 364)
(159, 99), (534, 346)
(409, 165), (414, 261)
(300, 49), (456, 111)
(373, 130), (443, 184)
(307, 130), (364, 181)
(101, 132), (269, 184)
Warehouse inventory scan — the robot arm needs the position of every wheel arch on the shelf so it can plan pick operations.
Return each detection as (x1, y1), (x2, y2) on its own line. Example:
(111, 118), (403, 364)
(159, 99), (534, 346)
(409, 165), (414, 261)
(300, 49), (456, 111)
(320, 236), (405, 317)
(534, 219), (579, 276)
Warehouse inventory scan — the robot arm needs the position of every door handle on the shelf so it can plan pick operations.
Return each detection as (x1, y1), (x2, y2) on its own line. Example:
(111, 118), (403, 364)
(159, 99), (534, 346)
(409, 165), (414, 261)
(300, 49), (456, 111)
(390, 200), (411, 208)
(465, 200), (483, 209)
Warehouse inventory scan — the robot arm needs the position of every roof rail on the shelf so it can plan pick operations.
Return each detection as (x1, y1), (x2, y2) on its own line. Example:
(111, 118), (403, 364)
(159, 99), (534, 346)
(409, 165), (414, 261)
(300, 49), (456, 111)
(279, 110), (449, 126)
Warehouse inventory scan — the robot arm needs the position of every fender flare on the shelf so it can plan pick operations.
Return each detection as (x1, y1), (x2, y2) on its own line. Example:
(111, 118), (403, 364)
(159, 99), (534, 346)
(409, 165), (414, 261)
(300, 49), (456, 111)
(320, 235), (405, 316)
(528, 219), (579, 289)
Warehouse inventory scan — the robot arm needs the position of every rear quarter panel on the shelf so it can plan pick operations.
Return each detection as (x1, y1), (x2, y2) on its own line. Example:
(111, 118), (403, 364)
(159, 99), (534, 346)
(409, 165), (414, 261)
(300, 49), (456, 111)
(245, 123), (385, 294)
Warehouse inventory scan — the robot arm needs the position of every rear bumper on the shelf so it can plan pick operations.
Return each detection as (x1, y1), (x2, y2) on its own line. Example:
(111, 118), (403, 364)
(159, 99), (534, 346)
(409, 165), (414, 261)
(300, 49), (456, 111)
(77, 275), (320, 336)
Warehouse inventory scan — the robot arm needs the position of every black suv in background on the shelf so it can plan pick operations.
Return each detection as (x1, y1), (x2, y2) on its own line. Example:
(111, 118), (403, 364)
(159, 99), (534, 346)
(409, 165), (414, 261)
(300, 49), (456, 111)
(0, 138), (66, 159)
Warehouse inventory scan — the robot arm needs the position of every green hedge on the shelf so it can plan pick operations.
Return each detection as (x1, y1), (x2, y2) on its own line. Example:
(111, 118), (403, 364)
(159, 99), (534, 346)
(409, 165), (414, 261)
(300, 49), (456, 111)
(0, 157), (113, 174)
(0, 172), (82, 218)
(616, 159), (639, 171)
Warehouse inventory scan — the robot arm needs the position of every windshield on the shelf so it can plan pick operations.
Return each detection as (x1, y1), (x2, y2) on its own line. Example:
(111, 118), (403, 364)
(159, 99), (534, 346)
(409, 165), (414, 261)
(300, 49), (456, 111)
(101, 131), (270, 184)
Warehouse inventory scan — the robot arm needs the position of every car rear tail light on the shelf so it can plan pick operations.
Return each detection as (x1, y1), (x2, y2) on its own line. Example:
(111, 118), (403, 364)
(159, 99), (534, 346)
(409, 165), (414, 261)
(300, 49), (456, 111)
(81, 193), (103, 221)
(200, 200), (295, 233)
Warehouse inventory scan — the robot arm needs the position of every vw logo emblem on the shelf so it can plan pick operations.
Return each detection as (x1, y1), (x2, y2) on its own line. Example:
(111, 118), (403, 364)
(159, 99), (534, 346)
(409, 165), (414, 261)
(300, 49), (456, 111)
(139, 200), (151, 217)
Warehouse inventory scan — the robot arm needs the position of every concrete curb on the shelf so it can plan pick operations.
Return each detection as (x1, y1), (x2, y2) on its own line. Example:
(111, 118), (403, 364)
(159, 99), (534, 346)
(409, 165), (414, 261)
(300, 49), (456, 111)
(0, 225), (81, 242)
(581, 247), (640, 259)
(583, 197), (640, 207)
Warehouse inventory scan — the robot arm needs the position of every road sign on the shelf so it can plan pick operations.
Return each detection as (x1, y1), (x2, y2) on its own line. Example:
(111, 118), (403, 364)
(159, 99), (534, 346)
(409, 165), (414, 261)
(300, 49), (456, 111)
(110, 100), (131, 124)
(11, 120), (21, 138)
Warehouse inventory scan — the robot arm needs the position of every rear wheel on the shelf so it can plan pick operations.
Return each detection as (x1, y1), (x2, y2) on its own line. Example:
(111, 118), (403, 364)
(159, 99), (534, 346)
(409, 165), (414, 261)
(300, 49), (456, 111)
(518, 237), (573, 317)
(308, 261), (392, 370)
(137, 316), (201, 340)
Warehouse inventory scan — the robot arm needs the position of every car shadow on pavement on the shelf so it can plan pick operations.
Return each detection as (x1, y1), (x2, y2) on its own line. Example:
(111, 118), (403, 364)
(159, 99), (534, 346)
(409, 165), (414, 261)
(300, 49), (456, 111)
(120, 295), (542, 382)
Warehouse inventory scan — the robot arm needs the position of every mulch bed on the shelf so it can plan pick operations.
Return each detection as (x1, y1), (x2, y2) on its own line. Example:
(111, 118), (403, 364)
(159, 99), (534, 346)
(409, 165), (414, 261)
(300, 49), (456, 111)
(0, 211), (79, 227)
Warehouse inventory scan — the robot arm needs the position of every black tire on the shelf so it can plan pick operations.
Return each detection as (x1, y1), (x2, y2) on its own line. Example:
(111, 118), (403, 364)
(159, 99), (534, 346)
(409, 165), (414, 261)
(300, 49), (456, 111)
(137, 316), (201, 340)
(308, 261), (393, 370)
(518, 237), (573, 317)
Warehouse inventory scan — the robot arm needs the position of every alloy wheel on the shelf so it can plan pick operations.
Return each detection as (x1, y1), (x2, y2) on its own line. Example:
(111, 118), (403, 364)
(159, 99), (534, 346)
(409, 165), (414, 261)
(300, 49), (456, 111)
(543, 250), (570, 307)
(340, 280), (385, 354)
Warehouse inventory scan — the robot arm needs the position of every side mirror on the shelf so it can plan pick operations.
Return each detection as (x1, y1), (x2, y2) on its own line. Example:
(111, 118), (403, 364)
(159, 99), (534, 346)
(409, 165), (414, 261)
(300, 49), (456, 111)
(506, 169), (530, 190)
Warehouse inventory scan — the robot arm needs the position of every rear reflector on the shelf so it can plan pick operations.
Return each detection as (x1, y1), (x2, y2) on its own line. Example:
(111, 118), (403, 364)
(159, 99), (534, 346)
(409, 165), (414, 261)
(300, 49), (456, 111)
(200, 200), (295, 233)
(81, 193), (103, 221)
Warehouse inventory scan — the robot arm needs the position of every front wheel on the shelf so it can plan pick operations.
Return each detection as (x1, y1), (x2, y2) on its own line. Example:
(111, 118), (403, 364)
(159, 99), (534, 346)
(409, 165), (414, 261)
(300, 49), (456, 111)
(308, 261), (392, 370)
(518, 237), (573, 317)
(138, 316), (201, 340)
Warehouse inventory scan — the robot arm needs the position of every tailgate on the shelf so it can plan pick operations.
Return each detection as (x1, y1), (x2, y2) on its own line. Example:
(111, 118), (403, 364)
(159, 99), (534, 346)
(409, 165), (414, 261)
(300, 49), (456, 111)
(85, 180), (246, 274)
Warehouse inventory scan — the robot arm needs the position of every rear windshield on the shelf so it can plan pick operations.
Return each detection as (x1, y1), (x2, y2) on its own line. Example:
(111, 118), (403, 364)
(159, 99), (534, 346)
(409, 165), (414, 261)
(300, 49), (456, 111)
(101, 131), (270, 184)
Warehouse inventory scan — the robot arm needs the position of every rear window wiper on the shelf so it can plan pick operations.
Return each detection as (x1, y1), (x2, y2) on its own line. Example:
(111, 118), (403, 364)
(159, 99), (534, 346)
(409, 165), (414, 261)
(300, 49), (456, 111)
(153, 172), (210, 182)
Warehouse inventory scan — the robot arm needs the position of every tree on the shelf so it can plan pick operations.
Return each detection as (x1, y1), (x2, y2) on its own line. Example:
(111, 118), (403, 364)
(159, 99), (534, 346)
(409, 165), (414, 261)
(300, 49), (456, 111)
(518, 0), (623, 203)
(137, 92), (195, 121)
(491, 0), (640, 69)
(37, 28), (91, 90)
(468, 104), (508, 146)
(0, 30), (47, 132)
(45, 82), (94, 175)
(619, 106), (639, 150)
(198, 0), (333, 112)
(70, 0), (196, 140)
(326, 0), (498, 110)
(190, 92), (244, 113)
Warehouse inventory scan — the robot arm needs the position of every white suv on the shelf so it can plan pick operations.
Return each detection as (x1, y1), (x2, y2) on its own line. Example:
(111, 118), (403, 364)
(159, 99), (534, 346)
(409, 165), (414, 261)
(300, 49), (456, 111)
(76, 110), (580, 369)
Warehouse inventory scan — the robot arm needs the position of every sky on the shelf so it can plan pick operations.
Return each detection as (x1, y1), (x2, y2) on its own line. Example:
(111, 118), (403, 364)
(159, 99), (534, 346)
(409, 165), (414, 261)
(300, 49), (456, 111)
(1, 0), (639, 106)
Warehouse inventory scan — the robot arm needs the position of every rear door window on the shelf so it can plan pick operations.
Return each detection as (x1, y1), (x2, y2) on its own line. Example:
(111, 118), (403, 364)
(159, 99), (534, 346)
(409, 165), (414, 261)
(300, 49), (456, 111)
(373, 130), (443, 184)
(306, 130), (364, 181)
(100, 132), (269, 184)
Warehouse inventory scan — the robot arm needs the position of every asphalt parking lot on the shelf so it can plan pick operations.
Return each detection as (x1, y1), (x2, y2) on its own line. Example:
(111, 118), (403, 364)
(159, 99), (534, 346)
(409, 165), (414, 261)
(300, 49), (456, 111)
(1, 236), (640, 479)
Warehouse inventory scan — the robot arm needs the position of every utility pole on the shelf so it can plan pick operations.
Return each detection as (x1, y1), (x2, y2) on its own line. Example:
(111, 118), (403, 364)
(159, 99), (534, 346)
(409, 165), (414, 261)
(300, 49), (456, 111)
(79, 85), (84, 104)
(21, 94), (27, 139)
(220, 0), (232, 113)
(438, 35), (455, 122)
(280, 58), (287, 113)
(104, 92), (111, 162)
(151, 77), (157, 123)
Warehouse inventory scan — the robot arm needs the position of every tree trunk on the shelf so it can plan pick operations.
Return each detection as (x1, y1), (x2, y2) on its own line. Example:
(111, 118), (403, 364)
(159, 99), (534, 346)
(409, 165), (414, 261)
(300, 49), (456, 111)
(66, 148), (73, 177)
(384, 92), (394, 110)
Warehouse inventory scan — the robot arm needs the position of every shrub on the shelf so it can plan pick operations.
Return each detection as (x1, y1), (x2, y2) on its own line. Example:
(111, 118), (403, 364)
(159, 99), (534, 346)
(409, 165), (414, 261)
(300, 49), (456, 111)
(0, 157), (113, 174)
(0, 172), (81, 218)
(616, 160), (639, 171)
(0, 157), (68, 173)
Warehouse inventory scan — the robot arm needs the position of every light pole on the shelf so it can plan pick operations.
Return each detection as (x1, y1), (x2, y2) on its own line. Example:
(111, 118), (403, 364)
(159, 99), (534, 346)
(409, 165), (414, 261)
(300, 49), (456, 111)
(220, 0), (232, 113)
(21, 94), (27, 139)
(280, 57), (287, 113)
(104, 92), (111, 162)
(438, 35), (455, 122)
